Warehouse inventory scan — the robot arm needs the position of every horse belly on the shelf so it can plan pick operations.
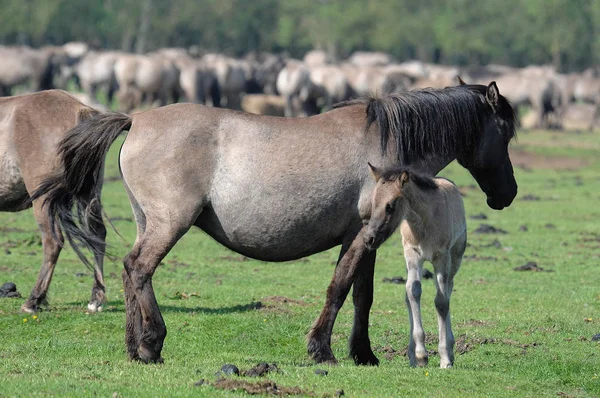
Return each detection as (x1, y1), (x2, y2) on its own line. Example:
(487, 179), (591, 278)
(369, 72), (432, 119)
(196, 198), (352, 262)
(0, 150), (28, 211)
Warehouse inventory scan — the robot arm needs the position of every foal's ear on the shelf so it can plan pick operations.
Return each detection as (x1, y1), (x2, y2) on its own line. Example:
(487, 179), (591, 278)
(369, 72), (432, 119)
(398, 171), (409, 188)
(457, 75), (467, 86)
(486, 81), (500, 110)
(368, 162), (382, 181)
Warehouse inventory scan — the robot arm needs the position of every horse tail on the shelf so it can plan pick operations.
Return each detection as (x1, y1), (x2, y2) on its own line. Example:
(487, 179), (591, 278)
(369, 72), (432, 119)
(30, 112), (132, 269)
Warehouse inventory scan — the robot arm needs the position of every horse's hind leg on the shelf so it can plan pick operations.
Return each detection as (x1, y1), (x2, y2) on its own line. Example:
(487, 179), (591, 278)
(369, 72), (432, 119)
(349, 249), (379, 366)
(85, 195), (107, 313)
(404, 247), (427, 367)
(22, 200), (64, 313)
(307, 227), (367, 364)
(122, 209), (196, 363)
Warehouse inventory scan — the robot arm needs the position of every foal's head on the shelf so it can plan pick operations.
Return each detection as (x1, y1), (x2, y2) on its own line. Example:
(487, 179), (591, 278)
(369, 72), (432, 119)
(363, 163), (437, 251)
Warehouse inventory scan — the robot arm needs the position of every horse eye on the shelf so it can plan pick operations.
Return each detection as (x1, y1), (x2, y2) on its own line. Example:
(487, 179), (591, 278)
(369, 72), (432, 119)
(385, 202), (395, 214)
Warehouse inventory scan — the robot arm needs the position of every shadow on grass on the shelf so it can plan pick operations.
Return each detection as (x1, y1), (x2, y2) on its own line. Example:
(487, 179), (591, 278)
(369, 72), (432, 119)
(66, 300), (263, 315)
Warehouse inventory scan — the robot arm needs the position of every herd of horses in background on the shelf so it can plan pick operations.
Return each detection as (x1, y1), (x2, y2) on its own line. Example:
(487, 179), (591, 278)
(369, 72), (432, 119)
(1, 42), (599, 130)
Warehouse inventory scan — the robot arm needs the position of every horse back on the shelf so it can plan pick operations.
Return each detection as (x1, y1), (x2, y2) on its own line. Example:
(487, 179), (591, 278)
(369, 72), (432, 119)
(1, 90), (97, 194)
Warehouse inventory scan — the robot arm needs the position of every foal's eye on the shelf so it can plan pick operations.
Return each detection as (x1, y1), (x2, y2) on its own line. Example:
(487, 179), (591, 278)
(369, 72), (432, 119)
(385, 202), (395, 214)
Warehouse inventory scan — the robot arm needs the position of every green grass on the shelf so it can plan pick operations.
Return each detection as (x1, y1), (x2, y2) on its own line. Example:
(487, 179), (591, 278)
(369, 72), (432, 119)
(1, 129), (600, 397)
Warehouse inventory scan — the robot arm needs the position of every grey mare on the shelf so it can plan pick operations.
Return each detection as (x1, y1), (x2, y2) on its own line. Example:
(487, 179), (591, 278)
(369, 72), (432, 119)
(32, 81), (517, 364)
(0, 90), (106, 313)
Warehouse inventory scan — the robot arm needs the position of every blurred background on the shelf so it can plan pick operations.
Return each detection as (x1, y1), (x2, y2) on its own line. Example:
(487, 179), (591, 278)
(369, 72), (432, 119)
(0, 0), (598, 129)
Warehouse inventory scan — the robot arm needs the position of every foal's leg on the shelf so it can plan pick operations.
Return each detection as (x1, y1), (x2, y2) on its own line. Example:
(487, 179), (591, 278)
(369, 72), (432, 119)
(433, 236), (467, 368)
(85, 195), (107, 313)
(349, 249), (379, 365)
(404, 247), (427, 367)
(307, 228), (368, 364)
(21, 200), (64, 313)
(432, 252), (454, 368)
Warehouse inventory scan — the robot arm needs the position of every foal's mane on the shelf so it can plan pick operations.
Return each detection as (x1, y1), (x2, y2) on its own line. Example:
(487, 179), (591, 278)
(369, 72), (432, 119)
(379, 166), (439, 191)
(335, 85), (516, 159)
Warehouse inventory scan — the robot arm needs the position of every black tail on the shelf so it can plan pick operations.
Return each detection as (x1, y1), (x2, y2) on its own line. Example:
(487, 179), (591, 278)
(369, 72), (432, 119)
(30, 113), (132, 269)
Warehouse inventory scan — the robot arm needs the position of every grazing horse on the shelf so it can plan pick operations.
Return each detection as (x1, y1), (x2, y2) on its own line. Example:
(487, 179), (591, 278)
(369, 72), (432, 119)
(0, 90), (107, 313)
(32, 81), (517, 364)
(363, 165), (466, 368)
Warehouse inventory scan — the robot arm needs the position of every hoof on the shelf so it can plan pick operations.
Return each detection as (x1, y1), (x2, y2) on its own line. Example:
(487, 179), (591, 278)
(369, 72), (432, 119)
(307, 338), (337, 364)
(440, 359), (454, 369)
(20, 303), (38, 314)
(87, 302), (103, 313)
(137, 345), (163, 364)
(351, 352), (380, 366)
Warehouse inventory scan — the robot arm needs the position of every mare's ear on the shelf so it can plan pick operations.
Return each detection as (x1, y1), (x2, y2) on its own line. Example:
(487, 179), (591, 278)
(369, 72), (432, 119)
(486, 81), (500, 110)
(397, 171), (409, 189)
(368, 162), (382, 181)
(457, 75), (467, 86)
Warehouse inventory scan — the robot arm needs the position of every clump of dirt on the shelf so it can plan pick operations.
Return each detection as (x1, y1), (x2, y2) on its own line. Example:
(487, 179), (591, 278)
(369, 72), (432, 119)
(474, 224), (508, 234)
(457, 319), (493, 327)
(243, 363), (280, 377)
(0, 282), (21, 298)
(470, 213), (488, 220)
(514, 262), (552, 272)
(519, 225), (528, 232)
(212, 379), (312, 396)
(314, 369), (328, 376)
(520, 194), (541, 201)
(219, 364), (240, 376)
(544, 223), (556, 229)
(591, 334), (600, 342)
(382, 276), (406, 284)
(478, 239), (502, 249)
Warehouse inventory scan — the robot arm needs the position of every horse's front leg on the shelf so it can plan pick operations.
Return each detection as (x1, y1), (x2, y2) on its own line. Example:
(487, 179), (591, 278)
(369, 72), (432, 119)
(349, 249), (379, 365)
(404, 247), (427, 367)
(307, 228), (367, 364)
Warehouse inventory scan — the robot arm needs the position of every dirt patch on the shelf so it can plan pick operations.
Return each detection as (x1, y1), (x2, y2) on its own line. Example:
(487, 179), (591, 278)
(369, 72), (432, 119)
(104, 175), (122, 182)
(243, 363), (281, 377)
(377, 334), (538, 360)
(259, 296), (308, 313)
(382, 276), (406, 284)
(510, 149), (588, 171)
(210, 379), (312, 396)
(473, 224), (508, 234)
(513, 261), (552, 272)
(0, 226), (29, 233)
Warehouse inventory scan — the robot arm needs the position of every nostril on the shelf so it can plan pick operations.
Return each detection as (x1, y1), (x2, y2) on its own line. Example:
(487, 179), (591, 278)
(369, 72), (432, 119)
(365, 235), (376, 247)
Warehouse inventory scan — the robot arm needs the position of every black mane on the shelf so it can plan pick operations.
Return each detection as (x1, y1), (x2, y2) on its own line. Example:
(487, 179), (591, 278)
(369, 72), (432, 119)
(380, 166), (439, 191)
(335, 85), (516, 160)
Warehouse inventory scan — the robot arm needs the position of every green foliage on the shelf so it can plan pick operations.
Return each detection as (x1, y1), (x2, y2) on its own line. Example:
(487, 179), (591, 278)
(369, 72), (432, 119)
(0, 0), (597, 71)
(1, 129), (600, 396)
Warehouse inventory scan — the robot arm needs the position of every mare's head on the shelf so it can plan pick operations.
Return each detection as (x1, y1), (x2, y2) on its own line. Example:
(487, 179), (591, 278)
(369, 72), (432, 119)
(363, 163), (437, 251)
(456, 79), (518, 210)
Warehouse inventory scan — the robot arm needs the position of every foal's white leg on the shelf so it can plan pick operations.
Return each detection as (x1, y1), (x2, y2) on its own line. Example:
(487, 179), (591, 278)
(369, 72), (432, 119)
(404, 248), (427, 367)
(432, 252), (455, 368)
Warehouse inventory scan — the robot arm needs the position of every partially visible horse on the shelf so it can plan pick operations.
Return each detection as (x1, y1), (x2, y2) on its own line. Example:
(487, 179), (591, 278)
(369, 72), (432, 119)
(362, 165), (466, 368)
(0, 90), (107, 313)
(32, 80), (517, 365)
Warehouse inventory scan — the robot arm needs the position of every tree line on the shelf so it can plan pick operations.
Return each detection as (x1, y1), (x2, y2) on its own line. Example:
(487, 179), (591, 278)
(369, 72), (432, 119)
(0, 0), (598, 72)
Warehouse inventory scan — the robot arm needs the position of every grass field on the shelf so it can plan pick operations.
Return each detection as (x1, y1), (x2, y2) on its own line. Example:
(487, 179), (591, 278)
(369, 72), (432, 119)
(1, 128), (599, 397)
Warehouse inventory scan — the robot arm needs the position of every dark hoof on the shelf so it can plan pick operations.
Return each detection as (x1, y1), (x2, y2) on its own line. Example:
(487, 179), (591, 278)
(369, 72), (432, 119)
(351, 350), (380, 366)
(137, 345), (163, 364)
(307, 338), (337, 364)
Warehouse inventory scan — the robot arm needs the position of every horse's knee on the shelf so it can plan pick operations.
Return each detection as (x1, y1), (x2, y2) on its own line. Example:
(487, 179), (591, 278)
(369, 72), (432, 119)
(406, 280), (422, 300)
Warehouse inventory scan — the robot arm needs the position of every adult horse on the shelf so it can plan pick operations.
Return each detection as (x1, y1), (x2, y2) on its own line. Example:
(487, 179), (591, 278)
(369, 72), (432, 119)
(32, 81), (517, 364)
(0, 90), (107, 313)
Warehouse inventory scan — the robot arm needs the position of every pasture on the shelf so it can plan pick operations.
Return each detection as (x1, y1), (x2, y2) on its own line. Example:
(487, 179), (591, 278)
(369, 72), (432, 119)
(0, 128), (599, 396)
